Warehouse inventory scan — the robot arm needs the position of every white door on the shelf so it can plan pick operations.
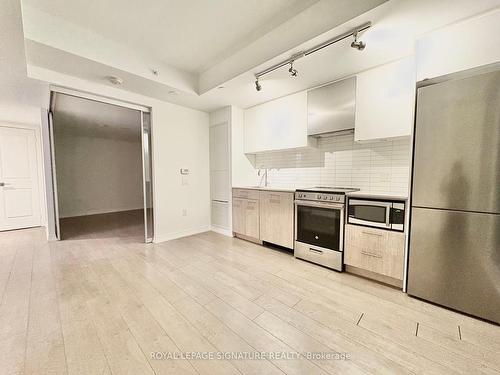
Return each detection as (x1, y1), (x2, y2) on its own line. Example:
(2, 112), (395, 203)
(0, 126), (42, 231)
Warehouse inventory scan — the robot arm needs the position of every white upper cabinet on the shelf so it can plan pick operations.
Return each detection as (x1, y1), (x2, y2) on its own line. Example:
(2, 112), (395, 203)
(354, 57), (415, 142)
(416, 10), (500, 82)
(244, 91), (315, 153)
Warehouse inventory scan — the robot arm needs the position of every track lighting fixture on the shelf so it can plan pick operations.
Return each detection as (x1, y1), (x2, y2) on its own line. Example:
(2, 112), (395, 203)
(350, 31), (366, 51)
(255, 77), (262, 91)
(253, 22), (371, 91)
(288, 61), (298, 77)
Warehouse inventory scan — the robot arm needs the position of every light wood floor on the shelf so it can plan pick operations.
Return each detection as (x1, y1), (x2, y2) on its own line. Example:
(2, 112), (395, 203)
(1, 228), (499, 375)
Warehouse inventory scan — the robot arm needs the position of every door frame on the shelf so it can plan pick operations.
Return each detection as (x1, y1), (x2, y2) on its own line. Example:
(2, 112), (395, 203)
(44, 89), (154, 242)
(0, 122), (47, 230)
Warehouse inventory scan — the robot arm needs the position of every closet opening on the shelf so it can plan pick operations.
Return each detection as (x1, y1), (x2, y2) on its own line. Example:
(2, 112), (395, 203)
(48, 91), (153, 242)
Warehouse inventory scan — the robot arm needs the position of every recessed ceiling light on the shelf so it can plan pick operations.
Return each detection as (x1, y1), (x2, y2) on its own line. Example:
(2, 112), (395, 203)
(108, 76), (123, 85)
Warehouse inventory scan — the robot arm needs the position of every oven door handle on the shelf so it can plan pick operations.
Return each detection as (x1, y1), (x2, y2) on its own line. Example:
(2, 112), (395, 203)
(294, 200), (344, 210)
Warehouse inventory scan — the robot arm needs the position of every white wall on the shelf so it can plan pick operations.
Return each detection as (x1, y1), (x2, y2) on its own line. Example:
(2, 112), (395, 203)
(32, 68), (211, 242)
(0, 103), (43, 125)
(54, 131), (143, 218)
(152, 101), (210, 242)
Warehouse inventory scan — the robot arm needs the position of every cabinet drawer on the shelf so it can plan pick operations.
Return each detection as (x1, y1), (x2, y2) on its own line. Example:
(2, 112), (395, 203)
(344, 224), (405, 280)
(232, 188), (260, 200)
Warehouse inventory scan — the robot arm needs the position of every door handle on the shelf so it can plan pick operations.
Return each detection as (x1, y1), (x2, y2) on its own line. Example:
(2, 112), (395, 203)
(0, 182), (11, 187)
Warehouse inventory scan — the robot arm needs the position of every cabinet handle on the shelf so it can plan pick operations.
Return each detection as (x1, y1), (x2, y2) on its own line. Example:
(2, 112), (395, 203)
(269, 194), (281, 204)
(362, 231), (383, 237)
(361, 249), (383, 258)
(246, 203), (256, 210)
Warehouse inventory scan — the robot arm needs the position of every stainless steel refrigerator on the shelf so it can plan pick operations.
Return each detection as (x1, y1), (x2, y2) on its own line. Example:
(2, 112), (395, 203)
(408, 67), (500, 324)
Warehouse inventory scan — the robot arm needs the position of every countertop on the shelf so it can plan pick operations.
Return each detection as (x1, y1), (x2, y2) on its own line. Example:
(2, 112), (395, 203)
(233, 186), (409, 200)
(346, 191), (408, 201)
(232, 186), (296, 193)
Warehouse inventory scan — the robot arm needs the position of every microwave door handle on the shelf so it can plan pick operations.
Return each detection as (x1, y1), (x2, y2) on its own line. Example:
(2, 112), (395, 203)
(385, 205), (391, 227)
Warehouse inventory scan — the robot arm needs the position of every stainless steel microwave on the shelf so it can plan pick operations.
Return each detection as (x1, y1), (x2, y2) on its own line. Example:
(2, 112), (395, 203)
(347, 198), (405, 231)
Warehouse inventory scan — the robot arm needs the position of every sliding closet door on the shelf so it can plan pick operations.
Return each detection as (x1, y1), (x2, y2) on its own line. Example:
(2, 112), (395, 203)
(141, 111), (154, 242)
(48, 110), (61, 239)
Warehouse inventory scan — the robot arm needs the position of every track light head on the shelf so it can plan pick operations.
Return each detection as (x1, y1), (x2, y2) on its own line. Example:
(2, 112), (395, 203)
(255, 78), (262, 91)
(288, 61), (298, 77)
(351, 31), (366, 51)
(351, 40), (365, 50)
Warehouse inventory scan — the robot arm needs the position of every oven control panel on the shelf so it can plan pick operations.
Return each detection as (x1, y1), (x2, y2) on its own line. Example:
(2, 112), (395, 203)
(295, 191), (345, 203)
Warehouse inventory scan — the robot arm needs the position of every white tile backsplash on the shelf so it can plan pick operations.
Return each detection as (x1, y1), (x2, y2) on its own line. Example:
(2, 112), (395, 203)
(254, 133), (411, 195)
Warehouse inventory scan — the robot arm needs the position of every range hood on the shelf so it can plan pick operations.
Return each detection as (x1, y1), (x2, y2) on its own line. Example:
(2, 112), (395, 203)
(307, 77), (356, 136)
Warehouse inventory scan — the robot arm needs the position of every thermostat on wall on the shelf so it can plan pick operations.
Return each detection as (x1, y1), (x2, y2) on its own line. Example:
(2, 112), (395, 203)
(180, 168), (190, 175)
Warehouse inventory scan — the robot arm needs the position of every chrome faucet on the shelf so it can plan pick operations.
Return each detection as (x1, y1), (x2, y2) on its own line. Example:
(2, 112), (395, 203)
(258, 168), (269, 187)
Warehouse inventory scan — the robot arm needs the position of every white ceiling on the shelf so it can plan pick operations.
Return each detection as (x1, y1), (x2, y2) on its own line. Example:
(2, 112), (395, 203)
(0, 0), (48, 123)
(21, 0), (387, 100)
(5, 0), (500, 116)
(24, 0), (500, 113)
(53, 93), (142, 141)
(23, 0), (319, 74)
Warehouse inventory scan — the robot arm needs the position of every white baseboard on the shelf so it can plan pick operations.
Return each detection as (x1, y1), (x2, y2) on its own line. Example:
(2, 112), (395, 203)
(153, 225), (210, 243)
(210, 226), (233, 237)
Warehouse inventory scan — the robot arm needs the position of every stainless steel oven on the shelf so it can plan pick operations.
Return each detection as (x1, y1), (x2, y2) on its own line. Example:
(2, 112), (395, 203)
(294, 189), (353, 271)
(347, 198), (405, 231)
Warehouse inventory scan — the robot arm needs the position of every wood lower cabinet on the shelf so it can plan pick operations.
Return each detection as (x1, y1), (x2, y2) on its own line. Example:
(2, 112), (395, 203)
(259, 191), (294, 249)
(232, 189), (260, 241)
(232, 198), (246, 235)
(244, 199), (260, 239)
(344, 224), (405, 282)
(232, 188), (294, 247)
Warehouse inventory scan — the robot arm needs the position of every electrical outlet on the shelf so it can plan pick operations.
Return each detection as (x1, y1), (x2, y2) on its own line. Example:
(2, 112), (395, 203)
(182, 209), (187, 216)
